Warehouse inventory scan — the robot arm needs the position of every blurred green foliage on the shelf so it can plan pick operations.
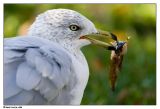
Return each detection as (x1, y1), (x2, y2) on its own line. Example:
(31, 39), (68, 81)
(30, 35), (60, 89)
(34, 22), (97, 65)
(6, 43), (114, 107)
(4, 4), (156, 105)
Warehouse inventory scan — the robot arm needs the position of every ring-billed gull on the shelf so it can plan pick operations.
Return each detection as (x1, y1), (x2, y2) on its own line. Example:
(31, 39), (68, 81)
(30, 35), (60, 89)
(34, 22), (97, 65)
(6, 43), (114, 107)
(4, 9), (116, 105)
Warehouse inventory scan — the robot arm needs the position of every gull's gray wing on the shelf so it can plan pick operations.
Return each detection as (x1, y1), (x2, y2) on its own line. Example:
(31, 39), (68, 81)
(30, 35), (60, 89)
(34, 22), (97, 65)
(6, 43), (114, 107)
(4, 36), (73, 105)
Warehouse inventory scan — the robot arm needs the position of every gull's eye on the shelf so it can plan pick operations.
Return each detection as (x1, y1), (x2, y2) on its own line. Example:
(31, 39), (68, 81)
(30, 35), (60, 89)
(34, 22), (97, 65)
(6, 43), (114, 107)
(69, 25), (80, 31)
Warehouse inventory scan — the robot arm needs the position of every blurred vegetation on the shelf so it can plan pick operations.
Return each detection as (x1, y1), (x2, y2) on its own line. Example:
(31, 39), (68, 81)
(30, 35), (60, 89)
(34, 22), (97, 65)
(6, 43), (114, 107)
(4, 4), (156, 105)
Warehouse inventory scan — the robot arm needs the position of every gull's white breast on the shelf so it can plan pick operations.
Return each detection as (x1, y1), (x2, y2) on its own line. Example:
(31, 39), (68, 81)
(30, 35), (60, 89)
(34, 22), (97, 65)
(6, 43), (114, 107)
(69, 51), (89, 104)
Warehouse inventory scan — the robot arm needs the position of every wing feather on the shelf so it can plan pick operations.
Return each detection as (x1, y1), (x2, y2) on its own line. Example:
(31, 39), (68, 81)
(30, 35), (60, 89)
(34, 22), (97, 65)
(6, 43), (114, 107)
(16, 62), (41, 90)
(4, 90), (34, 105)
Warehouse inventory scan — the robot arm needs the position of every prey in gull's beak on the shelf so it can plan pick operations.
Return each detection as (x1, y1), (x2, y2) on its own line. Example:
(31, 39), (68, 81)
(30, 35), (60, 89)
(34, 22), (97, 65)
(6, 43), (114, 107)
(81, 29), (130, 91)
(81, 29), (127, 54)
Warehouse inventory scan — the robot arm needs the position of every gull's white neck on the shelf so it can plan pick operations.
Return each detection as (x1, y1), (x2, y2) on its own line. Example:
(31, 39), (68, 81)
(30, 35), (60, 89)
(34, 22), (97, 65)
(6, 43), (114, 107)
(51, 38), (91, 61)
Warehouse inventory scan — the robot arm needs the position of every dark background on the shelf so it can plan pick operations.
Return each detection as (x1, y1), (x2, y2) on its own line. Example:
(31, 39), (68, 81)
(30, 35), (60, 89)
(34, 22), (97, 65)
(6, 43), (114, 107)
(4, 4), (156, 105)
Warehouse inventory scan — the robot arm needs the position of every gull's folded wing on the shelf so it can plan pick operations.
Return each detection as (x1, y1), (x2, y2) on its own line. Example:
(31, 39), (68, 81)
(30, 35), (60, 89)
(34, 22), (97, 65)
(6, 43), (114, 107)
(4, 36), (73, 105)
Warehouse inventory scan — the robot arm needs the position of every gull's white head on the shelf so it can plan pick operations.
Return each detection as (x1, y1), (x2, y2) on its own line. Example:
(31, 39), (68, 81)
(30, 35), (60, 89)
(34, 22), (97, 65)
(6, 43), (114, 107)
(28, 9), (98, 49)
